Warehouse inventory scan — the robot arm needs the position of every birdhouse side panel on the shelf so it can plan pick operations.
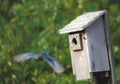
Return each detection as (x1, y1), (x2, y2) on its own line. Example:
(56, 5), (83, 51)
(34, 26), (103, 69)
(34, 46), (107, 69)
(86, 16), (110, 72)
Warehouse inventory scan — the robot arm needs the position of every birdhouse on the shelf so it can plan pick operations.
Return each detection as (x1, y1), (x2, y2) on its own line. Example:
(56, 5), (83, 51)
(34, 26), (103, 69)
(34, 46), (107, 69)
(59, 10), (114, 80)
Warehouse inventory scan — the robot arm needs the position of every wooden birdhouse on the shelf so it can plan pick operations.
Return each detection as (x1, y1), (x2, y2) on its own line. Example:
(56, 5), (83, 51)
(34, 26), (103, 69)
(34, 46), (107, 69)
(59, 10), (116, 83)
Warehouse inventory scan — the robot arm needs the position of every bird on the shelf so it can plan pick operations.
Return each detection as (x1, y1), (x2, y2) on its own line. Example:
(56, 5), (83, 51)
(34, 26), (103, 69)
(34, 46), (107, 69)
(14, 50), (64, 74)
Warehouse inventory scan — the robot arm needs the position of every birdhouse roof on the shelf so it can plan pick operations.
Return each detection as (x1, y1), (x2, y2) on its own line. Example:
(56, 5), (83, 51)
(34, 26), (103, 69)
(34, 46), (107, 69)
(59, 10), (107, 34)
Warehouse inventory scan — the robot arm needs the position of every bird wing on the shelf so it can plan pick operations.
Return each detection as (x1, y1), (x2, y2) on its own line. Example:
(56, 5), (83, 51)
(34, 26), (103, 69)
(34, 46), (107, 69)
(44, 56), (64, 74)
(14, 52), (37, 62)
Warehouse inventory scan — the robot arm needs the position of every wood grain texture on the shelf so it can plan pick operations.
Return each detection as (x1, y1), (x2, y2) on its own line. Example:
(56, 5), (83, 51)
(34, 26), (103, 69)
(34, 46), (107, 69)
(68, 33), (90, 80)
(68, 33), (83, 51)
(103, 12), (117, 84)
(61, 10), (117, 82)
(59, 10), (107, 34)
(86, 16), (110, 72)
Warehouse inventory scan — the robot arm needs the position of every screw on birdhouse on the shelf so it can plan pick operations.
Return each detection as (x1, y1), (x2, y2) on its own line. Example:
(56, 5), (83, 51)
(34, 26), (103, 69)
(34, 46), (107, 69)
(59, 10), (117, 84)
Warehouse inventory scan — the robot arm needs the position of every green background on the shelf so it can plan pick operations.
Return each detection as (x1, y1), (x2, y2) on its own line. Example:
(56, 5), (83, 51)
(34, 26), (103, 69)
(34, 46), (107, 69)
(0, 0), (120, 84)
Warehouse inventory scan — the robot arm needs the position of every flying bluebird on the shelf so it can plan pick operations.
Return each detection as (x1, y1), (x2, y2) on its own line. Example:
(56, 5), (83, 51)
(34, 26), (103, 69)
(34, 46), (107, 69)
(14, 50), (64, 74)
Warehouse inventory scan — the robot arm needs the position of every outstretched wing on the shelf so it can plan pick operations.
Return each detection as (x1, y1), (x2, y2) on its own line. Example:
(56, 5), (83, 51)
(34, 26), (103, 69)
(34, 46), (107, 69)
(14, 52), (37, 62)
(45, 56), (64, 74)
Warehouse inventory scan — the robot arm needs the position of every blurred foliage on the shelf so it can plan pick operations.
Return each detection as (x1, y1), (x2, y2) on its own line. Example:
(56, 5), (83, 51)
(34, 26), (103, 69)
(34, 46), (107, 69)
(0, 0), (120, 84)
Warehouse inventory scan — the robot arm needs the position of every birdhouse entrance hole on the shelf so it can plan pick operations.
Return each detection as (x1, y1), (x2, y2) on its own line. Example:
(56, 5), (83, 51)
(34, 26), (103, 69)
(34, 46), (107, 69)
(69, 33), (83, 51)
(72, 38), (77, 45)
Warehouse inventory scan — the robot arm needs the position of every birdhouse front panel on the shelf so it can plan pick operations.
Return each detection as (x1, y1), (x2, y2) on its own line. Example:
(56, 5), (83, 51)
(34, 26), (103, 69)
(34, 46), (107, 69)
(68, 32), (91, 80)
(69, 33), (83, 51)
(86, 16), (110, 72)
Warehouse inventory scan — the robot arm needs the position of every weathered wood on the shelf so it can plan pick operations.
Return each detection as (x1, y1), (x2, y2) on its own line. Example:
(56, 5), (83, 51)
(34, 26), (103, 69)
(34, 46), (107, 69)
(68, 32), (90, 80)
(59, 10), (117, 83)
(69, 33), (83, 51)
(103, 12), (117, 84)
(89, 12), (117, 84)
(86, 17), (110, 72)
(59, 10), (107, 34)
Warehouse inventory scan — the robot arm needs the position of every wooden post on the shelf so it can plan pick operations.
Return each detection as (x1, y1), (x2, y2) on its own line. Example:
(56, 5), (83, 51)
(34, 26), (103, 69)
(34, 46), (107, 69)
(90, 71), (110, 84)
(104, 11), (117, 84)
